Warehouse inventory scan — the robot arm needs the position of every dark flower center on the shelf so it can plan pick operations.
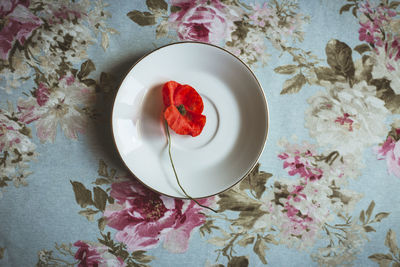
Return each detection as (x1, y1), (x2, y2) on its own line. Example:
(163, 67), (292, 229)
(192, 23), (209, 38)
(0, 18), (8, 31)
(177, 104), (187, 116)
(134, 195), (167, 222)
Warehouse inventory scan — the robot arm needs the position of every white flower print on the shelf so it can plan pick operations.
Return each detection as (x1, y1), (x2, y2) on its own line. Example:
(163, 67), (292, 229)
(0, 106), (36, 190)
(305, 81), (389, 155)
(372, 45), (400, 94)
(17, 74), (95, 143)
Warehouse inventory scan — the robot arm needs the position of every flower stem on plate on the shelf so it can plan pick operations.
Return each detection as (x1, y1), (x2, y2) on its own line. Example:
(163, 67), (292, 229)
(164, 121), (217, 213)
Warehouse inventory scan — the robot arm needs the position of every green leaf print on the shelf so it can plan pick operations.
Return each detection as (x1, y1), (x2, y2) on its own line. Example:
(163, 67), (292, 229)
(354, 44), (371, 55)
(78, 208), (99, 221)
(127, 11), (157, 26)
(366, 200), (376, 222)
(170, 5), (181, 13)
(77, 59), (96, 80)
(146, 0), (168, 12)
(274, 64), (298, 75)
(339, 4), (354, 14)
(374, 212), (391, 223)
(280, 73), (307, 94)
(325, 39), (355, 82)
(98, 217), (107, 232)
(385, 229), (400, 257)
(131, 251), (155, 263)
(314, 66), (345, 83)
(369, 253), (394, 266)
(253, 235), (268, 264)
(238, 163), (272, 199)
(227, 256), (249, 267)
(373, 78), (400, 114)
(93, 186), (108, 212)
(70, 181), (94, 208)
(237, 235), (255, 247)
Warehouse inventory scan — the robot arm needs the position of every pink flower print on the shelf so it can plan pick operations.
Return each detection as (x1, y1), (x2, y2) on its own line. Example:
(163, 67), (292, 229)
(36, 83), (50, 106)
(359, 1), (373, 14)
(0, 120), (19, 151)
(0, 0), (43, 60)
(287, 185), (306, 203)
(359, 1), (396, 23)
(335, 113), (354, 132)
(284, 202), (300, 219)
(375, 136), (400, 178)
(104, 180), (214, 253)
(249, 3), (275, 28)
(375, 136), (395, 158)
(47, 4), (83, 25)
(385, 36), (400, 62)
(52, 7), (82, 21)
(358, 1), (398, 51)
(169, 0), (238, 44)
(285, 186), (308, 223)
(278, 152), (323, 182)
(358, 21), (382, 46)
(17, 74), (94, 142)
(171, 0), (226, 14)
(74, 241), (125, 267)
(281, 191), (317, 238)
(267, 177), (330, 248)
(74, 241), (103, 267)
(386, 61), (396, 71)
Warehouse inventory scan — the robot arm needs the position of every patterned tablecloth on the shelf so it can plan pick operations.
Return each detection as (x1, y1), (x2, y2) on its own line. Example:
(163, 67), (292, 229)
(1, 0), (400, 266)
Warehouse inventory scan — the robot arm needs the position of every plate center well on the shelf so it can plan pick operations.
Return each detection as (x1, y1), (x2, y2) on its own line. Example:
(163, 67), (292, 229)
(139, 84), (220, 151)
(170, 94), (219, 150)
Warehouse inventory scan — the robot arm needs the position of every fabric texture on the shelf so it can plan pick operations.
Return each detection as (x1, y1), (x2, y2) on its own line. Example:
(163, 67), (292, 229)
(1, 0), (400, 266)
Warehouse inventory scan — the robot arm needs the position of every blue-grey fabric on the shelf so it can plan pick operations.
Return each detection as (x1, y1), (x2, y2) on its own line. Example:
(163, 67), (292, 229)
(1, 0), (399, 266)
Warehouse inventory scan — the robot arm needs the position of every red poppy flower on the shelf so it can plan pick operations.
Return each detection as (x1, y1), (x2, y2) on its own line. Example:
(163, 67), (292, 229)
(162, 81), (206, 137)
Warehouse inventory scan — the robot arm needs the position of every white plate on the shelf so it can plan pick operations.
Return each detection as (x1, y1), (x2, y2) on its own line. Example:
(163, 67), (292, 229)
(112, 42), (269, 198)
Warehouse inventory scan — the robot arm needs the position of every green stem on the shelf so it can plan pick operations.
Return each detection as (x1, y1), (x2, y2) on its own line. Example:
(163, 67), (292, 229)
(164, 121), (217, 213)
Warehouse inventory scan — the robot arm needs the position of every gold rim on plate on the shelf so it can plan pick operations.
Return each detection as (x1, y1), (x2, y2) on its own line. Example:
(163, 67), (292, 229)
(110, 41), (270, 199)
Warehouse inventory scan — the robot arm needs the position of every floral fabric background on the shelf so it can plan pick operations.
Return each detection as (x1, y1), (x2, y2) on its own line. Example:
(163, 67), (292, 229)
(1, 0), (400, 266)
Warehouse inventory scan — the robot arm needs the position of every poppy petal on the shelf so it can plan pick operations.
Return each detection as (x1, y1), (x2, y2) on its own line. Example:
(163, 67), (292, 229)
(164, 105), (206, 137)
(162, 81), (180, 108)
(173, 84), (204, 114)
